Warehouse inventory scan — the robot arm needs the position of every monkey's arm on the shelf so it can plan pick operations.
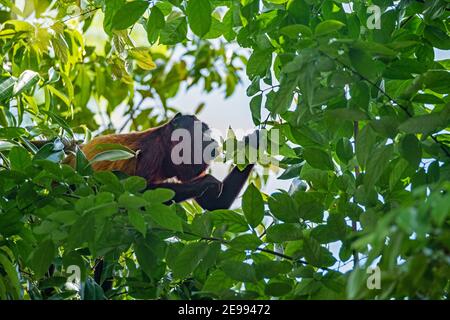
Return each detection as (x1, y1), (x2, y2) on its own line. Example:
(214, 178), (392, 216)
(195, 130), (259, 210)
(147, 175), (222, 203)
(195, 164), (254, 211)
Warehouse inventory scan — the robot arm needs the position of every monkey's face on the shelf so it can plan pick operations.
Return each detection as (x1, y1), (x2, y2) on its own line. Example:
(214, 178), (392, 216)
(170, 114), (219, 181)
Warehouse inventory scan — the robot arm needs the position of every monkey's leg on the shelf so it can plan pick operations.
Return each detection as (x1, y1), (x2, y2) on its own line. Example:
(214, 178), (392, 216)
(147, 175), (222, 203)
(195, 164), (254, 211)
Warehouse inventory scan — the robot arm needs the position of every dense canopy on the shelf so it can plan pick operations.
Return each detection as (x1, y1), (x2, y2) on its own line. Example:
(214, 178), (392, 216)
(0, 0), (449, 300)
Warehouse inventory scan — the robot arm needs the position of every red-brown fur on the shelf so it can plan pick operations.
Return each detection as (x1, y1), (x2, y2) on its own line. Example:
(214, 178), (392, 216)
(67, 118), (209, 184)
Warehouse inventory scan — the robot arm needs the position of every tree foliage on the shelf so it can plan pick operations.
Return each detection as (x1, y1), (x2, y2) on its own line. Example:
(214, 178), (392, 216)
(0, 0), (449, 300)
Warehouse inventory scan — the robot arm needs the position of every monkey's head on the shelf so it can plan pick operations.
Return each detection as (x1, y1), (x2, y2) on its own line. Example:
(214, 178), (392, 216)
(168, 113), (219, 182)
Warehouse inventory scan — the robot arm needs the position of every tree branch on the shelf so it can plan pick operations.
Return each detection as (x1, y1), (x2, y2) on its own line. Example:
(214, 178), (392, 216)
(155, 228), (333, 272)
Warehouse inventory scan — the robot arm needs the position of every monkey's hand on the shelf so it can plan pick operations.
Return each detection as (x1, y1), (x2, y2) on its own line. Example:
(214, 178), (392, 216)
(198, 175), (223, 198)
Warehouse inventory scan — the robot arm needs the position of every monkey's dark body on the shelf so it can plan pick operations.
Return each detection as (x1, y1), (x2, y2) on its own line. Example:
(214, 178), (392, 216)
(73, 113), (255, 210)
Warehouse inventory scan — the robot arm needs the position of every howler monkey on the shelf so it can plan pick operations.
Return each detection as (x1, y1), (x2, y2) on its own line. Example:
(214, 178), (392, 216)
(71, 113), (257, 211)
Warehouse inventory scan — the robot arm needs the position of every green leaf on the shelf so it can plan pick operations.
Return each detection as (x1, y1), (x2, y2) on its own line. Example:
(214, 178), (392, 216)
(221, 260), (257, 283)
(0, 141), (16, 151)
(208, 210), (249, 233)
(146, 6), (165, 44)
(336, 138), (353, 163)
(398, 110), (450, 136)
(430, 193), (450, 226)
(82, 277), (105, 300)
(202, 270), (235, 293)
(350, 81), (369, 110)
(47, 210), (79, 225)
(303, 238), (336, 267)
(129, 48), (156, 70)
(399, 134), (421, 168)
(9, 146), (31, 171)
(247, 50), (272, 78)
(88, 149), (135, 164)
(270, 74), (299, 114)
(43, 110), (74, 138)
(265, 281), (292, 297)
(13, 70), (39, 96)
(294, 192), (325, 223)
(346, 267), (366, 299)
(146, 203), (183, 232)
(51, 34), (69, 65)
(186, 0), (212, 37)
(356, 125), (377, 168)
(428, 161), (440, 184)
(315, 20), (345, 36)
(0, 253), (21, 299)
(229, 234), (262, 251)
(326, 108), (369, 121)
(255, 260), (292, 279)
(278, 163), (303, 180)
(389, 158), (409, 191)
(247, 77), (261, 96)
(370, 117), (399, 138)
(134, 236), (165, 279)
(204, 16), (227, 40)
(266, 223), (303, 242)
(172, 242), (209, 279)
(280, 24), (312, 38)
(122, 176), (147, 193)
(349, 48), (383, 79)
(0, 77), (16, 102)
(112, 1), (149, 30)
(159, 16), (187, 45)
(103, 0), (124, 34)
(143, 188), (175, 203)
(303, 147), (334, 171)
(33, 142), (65, 163)
(30, 239), (56, 279)
(422, 70), (450, 94)
(412, 93), (445, 104)
(119, 193), (147, 209)
(128, 209), (147, 236)
(242, 183), (264, 228)
(424, 25), (450, 50)
(364, 144), (393, 190)
(76, 147), (92, 175)
(67, 214), (96, 250)
(250, 94), (262, 125)
(268, 192), (300, 223)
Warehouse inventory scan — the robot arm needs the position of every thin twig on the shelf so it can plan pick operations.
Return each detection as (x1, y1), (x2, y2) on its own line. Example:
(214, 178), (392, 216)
(153, 228), (333, 271)
(259, 220), (274, 239)
(119, 98), (146, 133)
(261, 113), (271, 129)
(60, 7), (101, 24)
(260, 85), (280, 93)
(352, 121), (360, 268)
